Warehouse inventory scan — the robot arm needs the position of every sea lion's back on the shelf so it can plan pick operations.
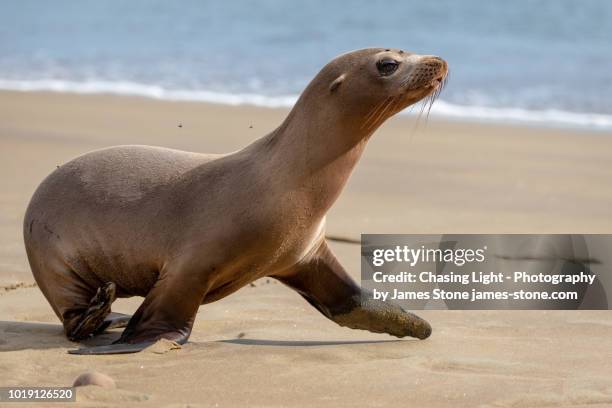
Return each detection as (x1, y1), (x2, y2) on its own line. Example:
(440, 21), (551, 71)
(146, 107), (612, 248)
(23, 145), (219, 248)
(27, 145), (217, 210)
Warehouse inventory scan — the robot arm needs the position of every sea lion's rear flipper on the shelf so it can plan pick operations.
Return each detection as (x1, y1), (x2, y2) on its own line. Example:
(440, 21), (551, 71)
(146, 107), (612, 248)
(65, 282), (117, 341)
(273, 241), (432, 340)
(68, 341), (154, 355)
(93, 312), (132, 334)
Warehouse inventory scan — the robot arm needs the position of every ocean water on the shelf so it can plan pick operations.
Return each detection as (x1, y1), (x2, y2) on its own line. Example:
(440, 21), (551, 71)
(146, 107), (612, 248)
(1, 0), (611, 129)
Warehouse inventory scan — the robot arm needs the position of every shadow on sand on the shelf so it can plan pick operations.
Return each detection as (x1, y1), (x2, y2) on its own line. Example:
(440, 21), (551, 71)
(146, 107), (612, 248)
(0, 320), (122, 352)
(1, 321), (403, 352)
(219, 338), (403, 347)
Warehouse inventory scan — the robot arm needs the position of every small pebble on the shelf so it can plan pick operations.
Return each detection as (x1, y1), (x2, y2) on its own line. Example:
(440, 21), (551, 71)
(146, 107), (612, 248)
(73, 371), (116, 388)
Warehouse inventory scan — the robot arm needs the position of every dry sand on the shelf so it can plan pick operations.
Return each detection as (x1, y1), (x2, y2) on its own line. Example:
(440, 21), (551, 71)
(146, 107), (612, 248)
(1, 90), (612, 407)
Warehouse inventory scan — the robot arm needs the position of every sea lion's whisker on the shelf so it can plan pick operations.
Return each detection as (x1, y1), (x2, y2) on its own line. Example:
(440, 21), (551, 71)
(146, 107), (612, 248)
(361, 98), (391, 130)
(367, 97), (393, 120)
(408, 104), (425, 143)
(425, 70), (448, 121)
(364, 99), (387, 122)
(411, 96), (430, 135)
(389, 96), (403, 116)
(362, 97), (394, 130)
(365, 96), (399, 133)
(426, 93), (436, 120)
(369, 96), (397, 130)
(372, 100), (393, 124)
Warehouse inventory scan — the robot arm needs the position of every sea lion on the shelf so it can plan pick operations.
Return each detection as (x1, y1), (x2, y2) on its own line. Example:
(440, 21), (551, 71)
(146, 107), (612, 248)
(23, 48), (448, 354)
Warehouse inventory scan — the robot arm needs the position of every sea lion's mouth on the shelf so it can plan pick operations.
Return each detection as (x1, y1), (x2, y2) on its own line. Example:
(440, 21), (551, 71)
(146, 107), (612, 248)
(401, 65), (448, 97)
(428, 74), (446, 92)
(405, 69), (448, 100)
(421, 70), (448, 111)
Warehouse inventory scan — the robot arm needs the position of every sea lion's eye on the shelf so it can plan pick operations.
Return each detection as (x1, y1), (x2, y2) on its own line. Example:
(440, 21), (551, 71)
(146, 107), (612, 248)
(377, 58), (399, 76)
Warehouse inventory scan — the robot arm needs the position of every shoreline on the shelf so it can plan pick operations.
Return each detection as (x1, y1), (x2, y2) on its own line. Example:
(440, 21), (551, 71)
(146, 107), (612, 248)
(1, 85), (611, 131)
(1, 89), (610, 138)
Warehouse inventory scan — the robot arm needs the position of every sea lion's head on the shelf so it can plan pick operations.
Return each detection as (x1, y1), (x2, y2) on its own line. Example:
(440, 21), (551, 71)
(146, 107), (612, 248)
(299, 48), (448, 134)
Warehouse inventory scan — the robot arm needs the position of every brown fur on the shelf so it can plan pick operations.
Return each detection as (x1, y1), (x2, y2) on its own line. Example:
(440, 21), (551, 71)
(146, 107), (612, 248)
(23, 48), (447, 353)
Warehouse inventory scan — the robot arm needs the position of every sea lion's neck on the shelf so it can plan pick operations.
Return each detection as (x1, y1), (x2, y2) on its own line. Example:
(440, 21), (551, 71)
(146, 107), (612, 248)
(251, 102), (371, 216)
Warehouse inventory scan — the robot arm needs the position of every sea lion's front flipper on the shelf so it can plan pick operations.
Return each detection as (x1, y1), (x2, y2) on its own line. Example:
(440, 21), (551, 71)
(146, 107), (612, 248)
(113, 266), (204, 346)
(273, 241), (432, 340)
(69, 264), (205, 355)
(68, 342), (154, 355)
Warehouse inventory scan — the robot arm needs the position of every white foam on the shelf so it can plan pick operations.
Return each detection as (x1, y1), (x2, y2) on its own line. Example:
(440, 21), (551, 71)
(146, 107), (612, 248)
(429, 100), (612, 130)
(1, 78), (611, 130)
(0, 79), (298, 108)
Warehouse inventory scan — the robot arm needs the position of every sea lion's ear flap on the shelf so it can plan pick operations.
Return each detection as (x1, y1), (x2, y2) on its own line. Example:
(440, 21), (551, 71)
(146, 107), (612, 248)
(329, 74), (345, 93)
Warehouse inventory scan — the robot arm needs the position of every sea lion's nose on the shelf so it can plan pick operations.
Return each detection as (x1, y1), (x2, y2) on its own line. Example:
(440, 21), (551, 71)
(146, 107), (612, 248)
(420, 55), (448, 72)
(417, 56), (448, 83)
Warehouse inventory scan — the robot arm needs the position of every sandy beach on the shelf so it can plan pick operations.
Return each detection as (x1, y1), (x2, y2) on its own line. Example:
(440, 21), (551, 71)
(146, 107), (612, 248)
(1, 90), (612, 407)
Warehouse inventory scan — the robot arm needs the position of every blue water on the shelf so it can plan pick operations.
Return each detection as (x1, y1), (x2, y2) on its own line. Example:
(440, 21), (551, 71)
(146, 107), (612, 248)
(1, 0), (611, 128)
